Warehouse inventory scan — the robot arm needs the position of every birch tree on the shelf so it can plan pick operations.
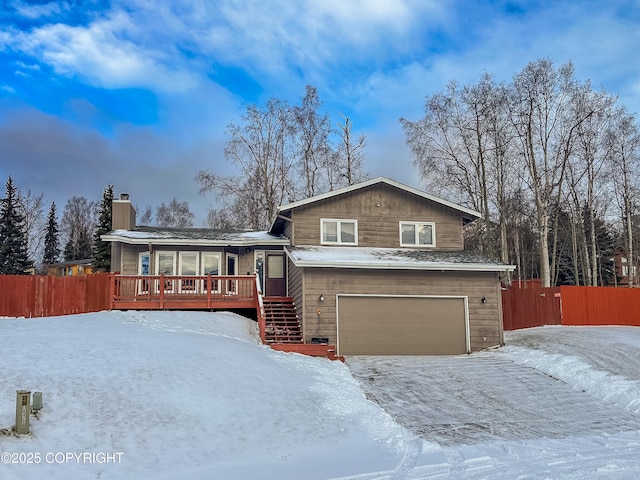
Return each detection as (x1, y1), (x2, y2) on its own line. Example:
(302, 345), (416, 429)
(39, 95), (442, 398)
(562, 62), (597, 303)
(156, 197), (194, 228)
(196, 98), (295, 230)
(292, 85), (333, 198)
(18, 188), (45, 266)
(606, 107), (640, 287)
(509, 59), (594, 287)
(336, 115), (368, 188)
(401, 73), (514, 263)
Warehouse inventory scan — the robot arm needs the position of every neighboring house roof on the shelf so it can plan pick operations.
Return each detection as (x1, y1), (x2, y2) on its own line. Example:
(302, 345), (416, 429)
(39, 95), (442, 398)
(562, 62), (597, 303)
(101, 226), (289, 246)
(47, 258), (94, 267)
(285, 246), (515, 272)
(270, 177), (482, 232)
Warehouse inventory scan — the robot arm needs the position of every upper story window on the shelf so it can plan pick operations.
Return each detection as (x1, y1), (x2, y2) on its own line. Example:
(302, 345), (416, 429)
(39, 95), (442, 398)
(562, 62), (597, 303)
(400, 222), (435, 247)
(321, 219), (358, 245)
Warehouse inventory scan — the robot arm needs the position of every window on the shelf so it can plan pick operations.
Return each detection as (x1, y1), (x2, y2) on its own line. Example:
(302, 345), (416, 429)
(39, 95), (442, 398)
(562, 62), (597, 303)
(138, 252), (150, 294)
(155, 251), (176, 293)
(254, 251), (265, 293)
(321, 219), (358, 245)
(400, 222), (435, 247)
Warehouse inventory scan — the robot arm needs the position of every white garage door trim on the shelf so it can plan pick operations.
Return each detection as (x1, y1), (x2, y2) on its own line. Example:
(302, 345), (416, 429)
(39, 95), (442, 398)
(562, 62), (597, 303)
(336, 294), (470, 355)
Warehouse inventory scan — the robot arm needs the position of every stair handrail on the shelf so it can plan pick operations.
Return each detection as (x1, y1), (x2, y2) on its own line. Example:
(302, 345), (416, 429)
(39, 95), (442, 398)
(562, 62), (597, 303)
(255, 271), (266, 344)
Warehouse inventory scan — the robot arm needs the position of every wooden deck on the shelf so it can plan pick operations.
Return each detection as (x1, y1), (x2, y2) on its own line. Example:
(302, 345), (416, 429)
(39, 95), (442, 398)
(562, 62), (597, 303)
(110, 275), (259, 310)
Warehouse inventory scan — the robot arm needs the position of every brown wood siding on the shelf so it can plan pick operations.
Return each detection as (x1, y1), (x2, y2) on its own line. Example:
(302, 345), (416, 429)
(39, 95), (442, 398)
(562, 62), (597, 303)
(300, 268), (500, 352)
(287, 261), (304, 335)
(238, 250), (254, 275)
(290, 183), (464, 249)
(121, 244), (141, 274)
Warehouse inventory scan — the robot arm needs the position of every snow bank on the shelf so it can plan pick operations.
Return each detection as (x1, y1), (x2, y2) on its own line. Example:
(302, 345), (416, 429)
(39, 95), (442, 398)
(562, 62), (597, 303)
(0, 311), (405, 480)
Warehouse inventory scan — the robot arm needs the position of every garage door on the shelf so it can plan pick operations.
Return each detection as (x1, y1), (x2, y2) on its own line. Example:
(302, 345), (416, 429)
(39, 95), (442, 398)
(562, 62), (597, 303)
(337, 295), (468, 355)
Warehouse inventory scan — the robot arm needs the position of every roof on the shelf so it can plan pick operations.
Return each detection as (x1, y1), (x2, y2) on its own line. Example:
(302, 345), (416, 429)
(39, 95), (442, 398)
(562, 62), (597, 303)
(285, 246), (516, 272)
(47, 258), (94, 267)
(270, 177), (482, 232)
(101, 226), (289, 246)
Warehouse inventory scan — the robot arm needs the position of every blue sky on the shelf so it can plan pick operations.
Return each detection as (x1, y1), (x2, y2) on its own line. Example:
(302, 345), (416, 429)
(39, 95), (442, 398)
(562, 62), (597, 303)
(1, 0), (639, 224)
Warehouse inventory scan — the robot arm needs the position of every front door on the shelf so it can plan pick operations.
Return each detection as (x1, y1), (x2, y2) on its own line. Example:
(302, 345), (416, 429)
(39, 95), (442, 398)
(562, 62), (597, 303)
(226, 253), (238, 294)
(265, 252), (286, 297)
(202, 252), (221, 293)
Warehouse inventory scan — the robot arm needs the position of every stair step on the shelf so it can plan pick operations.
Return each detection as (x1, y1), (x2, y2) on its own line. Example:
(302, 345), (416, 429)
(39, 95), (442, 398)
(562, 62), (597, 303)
(262, 296), (303, 344)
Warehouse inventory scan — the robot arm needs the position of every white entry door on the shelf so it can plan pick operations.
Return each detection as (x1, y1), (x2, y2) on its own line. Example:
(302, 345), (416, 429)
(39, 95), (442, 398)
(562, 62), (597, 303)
(179, 252), (199, 293)
(201, 252), (221, 293)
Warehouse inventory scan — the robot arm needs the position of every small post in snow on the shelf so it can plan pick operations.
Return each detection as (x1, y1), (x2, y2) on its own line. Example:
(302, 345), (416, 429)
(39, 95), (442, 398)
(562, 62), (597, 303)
(15, 390), (30, 434)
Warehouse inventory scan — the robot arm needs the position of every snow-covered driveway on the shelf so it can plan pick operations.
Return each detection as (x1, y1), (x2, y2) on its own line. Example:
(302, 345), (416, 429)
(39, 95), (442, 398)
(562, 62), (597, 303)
(347, 326), (640, 448)
(348, 354), (638, 446)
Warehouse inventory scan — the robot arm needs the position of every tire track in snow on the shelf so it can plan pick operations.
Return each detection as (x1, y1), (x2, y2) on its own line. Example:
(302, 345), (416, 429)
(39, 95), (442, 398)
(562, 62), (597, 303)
(389, 427), (423, 480)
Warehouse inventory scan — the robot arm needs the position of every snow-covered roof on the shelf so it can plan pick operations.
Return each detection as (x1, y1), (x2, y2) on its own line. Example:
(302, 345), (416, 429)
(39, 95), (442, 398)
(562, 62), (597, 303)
(101, 226), (289, 246)
(270, 177), (482, 232)
(285, 246), (516, 272)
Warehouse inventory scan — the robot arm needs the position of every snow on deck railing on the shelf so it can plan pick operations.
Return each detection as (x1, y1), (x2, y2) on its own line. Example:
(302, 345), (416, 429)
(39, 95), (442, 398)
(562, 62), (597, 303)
(111, 275), (257, 307)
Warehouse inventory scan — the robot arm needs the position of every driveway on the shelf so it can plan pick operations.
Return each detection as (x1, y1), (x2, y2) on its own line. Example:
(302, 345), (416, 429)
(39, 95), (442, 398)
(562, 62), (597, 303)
(346, 354), (639, 446)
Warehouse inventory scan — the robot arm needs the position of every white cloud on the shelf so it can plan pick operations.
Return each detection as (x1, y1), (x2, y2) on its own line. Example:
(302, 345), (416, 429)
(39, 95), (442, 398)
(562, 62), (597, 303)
(12, 1), (65, 19)
(2, 0), (445, 96)
(6, 9), (200, 93)
(1, 85), (16, 94)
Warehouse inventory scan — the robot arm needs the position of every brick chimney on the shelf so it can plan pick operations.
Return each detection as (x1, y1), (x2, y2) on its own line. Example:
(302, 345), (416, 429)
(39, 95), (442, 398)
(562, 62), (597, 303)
(112, 193), (136, 230)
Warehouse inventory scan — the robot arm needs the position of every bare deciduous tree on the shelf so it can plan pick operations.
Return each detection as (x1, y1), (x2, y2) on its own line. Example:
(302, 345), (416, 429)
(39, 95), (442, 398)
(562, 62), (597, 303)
(18, 188), (45, 266)
(510, 60), (594, 287)
(606, 107), (640, 287)
(61, 196), (96, 261)
(197, 98), (295, 230)
(401, 73), (515, 266)
(293, 85), (333, 198)
(156, 197), (194, 228)
(336, 115), (368, 188)
(137, 205), (154, 225)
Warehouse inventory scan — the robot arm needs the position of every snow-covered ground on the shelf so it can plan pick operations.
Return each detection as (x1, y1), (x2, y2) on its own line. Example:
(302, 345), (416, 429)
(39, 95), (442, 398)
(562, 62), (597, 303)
(1, 313), (639, 479)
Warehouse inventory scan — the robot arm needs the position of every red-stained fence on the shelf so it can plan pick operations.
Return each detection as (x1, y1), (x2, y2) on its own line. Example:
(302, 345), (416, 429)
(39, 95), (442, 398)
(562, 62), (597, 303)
(502, 285), (640, 330)
(560, 286), (640, 326)
(502, 287), (562, 330)
(0, 273), (111, 318)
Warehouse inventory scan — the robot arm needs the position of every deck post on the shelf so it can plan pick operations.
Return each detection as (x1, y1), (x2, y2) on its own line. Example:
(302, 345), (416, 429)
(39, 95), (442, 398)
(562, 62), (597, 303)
(159, 274), (165, 309)
(207, 273), (212, 309)
(109, 274), (115, 310)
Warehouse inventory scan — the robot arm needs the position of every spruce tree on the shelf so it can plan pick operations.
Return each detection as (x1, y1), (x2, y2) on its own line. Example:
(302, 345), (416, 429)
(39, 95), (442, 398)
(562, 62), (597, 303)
(0, 176), (33, 274)
(42, 202), (60, 266)
(93, 185), (113, 271)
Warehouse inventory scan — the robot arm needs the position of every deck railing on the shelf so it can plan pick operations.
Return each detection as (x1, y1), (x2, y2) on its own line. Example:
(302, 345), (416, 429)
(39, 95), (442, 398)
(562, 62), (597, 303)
(111, 274), (258, 310)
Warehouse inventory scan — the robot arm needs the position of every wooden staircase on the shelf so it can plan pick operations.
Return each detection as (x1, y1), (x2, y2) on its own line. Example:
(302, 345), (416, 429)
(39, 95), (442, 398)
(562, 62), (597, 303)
(260, 296), (344, 361)
(262, 296), (303, 344)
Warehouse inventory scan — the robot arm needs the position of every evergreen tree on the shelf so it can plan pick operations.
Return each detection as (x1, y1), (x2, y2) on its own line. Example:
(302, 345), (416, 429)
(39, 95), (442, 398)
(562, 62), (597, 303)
(93, 185), (114, 271)
(42, 202), (60, 266)
(0, 176), (33, 274)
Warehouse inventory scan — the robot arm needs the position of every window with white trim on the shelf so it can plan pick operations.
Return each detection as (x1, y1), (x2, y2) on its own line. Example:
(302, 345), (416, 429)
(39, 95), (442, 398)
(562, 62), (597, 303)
(321, 219), (358, 245)
(400, 222), (435, 247)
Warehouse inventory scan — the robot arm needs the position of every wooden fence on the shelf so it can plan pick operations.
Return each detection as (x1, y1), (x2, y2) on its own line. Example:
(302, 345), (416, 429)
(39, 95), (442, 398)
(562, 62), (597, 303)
(502, 285), (640, 330)
(0, 273), (111, 318)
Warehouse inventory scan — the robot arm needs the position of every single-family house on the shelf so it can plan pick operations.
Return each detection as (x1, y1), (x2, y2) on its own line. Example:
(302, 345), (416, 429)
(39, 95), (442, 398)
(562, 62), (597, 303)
(45, 258), (95, 277)
(612, 246), (640, 286)
(103, 177), (514, 355)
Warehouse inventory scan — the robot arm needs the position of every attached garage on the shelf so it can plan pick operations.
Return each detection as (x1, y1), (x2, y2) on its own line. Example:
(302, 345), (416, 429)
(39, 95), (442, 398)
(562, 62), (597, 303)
(337, 295), (469, 355)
